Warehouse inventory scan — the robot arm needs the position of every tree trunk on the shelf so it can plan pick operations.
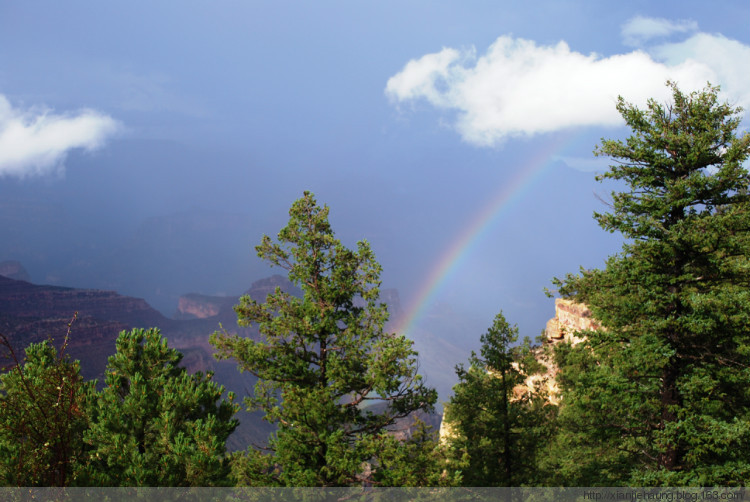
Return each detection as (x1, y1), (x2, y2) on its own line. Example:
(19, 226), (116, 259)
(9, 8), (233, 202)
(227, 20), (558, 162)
(658, 357), (680, 471)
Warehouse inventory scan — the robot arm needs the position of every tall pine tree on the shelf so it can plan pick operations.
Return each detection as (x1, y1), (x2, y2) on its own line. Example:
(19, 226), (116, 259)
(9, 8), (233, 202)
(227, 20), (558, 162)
(211, 191), (436, 486)
(551, 82), (750, 485)
(443, 312), (552, 486)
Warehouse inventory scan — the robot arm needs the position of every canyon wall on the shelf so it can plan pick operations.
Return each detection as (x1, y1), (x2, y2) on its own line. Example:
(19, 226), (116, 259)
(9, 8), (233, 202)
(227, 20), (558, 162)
(439, 298), (598, 441)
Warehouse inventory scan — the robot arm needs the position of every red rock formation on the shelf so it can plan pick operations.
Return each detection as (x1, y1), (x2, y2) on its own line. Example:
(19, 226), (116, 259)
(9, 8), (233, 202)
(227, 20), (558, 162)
(545, 298), (598, 345)
(175, 294), (225, 319)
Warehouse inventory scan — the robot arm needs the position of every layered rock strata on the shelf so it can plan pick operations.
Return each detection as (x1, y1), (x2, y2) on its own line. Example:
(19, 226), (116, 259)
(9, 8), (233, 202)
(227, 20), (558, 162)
(545, 298), (597, 346)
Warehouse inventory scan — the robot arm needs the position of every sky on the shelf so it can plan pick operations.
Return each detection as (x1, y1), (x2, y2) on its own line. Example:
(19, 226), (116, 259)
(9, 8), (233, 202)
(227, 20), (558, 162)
(1, 1), (749, 355)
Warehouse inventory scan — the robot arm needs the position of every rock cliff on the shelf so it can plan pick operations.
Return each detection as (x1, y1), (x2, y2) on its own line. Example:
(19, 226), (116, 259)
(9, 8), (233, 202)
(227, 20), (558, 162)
(0, 274), (174, 380)
(175, 294), (227, 319)
(173, 274), (301, 326)
(0, 275), (171, 329)
(439, 298), (598, 441)
(545, 298), (597, 346)
(526, 298), (597, 405)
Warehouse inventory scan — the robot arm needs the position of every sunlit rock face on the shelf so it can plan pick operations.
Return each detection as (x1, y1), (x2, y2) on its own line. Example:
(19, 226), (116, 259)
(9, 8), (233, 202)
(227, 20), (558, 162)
(439, 298), (599, 442)
(175, 294), (224, 319)
(545, 298), (597, 346)
(530, 298), (599, 405)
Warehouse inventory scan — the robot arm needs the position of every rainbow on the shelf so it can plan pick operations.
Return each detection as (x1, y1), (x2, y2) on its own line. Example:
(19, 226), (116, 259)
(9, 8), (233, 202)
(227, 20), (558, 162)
(394, 133), (575, 338)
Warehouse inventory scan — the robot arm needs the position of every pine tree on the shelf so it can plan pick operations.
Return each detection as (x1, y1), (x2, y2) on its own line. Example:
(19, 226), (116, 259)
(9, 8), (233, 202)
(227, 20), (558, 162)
(443, 312), (552, 486)
(211, 191), (437, 486)
(551, 82), (750, 485)
(367, 418), (463, 487)
(85, 328), (238, 486)
(0, 325), (94, 487)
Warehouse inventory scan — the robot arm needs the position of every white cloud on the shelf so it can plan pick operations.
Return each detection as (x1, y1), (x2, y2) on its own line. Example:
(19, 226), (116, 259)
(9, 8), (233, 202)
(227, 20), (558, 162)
(0, 95), (120, 177)
(385, 25), (750, 147)
(621, 16), (698, 47)
(652, 33), (750, 110)
(385, 48), (463, 107)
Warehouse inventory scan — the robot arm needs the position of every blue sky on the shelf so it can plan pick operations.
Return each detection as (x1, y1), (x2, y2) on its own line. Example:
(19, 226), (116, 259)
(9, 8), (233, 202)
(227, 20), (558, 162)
(1, 1), (749, 350)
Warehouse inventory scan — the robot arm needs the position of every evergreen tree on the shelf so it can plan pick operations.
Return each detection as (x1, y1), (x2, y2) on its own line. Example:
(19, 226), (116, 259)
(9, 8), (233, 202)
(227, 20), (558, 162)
(0, 327), (94, 486)
(539, 338), (637, 486)
(551, 82), (750, 485)
(85, 328), (238, 486)
(367, 418), (463, 487)
(443, 312), (552, 486)
(211, 191), (437, 486)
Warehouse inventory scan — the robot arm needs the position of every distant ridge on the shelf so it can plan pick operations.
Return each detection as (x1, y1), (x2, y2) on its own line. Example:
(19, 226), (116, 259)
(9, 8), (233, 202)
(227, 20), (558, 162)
(0, 275), (172, 329)
(0, 274), (173, 380)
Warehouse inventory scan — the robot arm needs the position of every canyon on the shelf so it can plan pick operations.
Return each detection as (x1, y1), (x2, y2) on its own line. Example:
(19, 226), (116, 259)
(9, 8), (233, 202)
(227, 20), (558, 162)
(1, 263), (591, 449)
(0, 268), (446, 449)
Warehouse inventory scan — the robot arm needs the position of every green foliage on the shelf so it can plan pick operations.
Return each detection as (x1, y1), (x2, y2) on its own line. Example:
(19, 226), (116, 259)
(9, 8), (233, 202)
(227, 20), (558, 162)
(0, 330), (94, 486)
(444, 312), (554, 486)
(538, 339), (640, 486)
(85, 328), (239, 486)
(368, 418), (463, 487)
(549, 82), (750, 485)
(211, 191), (437, 486)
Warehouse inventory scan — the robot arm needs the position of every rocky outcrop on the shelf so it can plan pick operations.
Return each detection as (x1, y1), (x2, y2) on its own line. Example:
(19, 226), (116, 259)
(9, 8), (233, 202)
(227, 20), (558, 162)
(521, 298), (598, 404)
(175, 294), (227, 319)
(173, 274), (301, 326)
(242, 274), (302, 303)
(0, 313), (131, 379)
(439, 298), (599, 442)
(545, 298), (597, 345)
